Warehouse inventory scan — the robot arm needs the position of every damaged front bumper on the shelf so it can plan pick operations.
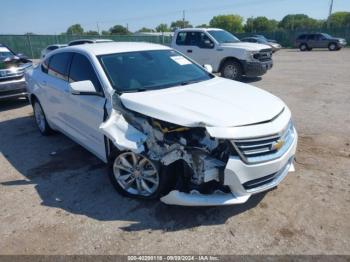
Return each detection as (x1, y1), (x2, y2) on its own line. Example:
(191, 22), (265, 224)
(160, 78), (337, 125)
(161, 128), (298, 206)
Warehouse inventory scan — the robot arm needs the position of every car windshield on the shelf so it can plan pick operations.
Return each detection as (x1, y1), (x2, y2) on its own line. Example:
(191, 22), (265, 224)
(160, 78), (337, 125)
(255, 35), (268, 41)
(99, 49), (213, 93)
(322, 33), (333, 39)
(207, 30), (240, 43)
(0, 47), (14, 60)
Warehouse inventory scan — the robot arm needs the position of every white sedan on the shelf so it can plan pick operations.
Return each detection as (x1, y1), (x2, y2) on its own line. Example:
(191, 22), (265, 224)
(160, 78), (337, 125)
(25, 42), (297, 206)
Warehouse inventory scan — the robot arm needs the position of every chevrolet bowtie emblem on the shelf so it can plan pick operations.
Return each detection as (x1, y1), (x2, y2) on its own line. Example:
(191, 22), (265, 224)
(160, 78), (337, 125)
(271, 139), (285, 151)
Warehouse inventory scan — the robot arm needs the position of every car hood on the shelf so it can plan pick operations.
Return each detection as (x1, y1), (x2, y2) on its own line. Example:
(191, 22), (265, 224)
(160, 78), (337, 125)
(219, 42), (272, 51)
(120, 77), (285, 128)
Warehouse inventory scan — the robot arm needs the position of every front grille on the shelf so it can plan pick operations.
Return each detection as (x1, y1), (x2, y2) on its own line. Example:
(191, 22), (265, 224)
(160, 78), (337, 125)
(253, 48), (273, 62)
(232, 121), (295, 164)
(0, 68), (25, 81)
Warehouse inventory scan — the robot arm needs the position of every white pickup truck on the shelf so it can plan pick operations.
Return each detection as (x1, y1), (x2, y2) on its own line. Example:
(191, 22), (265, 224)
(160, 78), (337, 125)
(171, 28), (273, 80)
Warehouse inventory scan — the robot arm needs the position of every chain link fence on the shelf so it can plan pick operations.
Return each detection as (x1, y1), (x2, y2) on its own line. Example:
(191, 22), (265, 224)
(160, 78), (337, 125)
(0, 34), (172, 59)
(1, 27), (349, 59)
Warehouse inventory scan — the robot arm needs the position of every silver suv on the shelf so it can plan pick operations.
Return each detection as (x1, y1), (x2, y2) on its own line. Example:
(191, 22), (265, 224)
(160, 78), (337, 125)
(0, 44), (32, 100)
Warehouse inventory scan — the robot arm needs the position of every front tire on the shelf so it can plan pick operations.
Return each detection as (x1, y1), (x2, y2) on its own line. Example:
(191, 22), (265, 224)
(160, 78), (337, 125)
(33, 100), (52, 135)
(328, 43), (337, 51)
(220, 60), (243, 81)
(110, 152), (166, 200)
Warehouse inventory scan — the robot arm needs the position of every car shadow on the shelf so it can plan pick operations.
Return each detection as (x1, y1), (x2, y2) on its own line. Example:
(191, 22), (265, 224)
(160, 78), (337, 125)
(0, 98), (29, 112)
(0, 115), (267, 232)
(240, 76), (262, 83)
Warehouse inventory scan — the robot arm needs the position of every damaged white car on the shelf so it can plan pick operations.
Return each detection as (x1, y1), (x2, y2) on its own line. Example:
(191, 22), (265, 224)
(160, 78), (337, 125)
(25, 42), (297, 206)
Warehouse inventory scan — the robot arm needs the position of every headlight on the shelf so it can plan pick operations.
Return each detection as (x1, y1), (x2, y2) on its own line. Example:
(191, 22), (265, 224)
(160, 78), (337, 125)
(247, 51), (259, 61)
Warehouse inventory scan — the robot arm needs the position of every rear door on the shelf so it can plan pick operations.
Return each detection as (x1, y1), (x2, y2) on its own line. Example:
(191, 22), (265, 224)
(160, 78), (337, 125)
(175, 31), (215, 66)
(307, 34), (319, 48)
(45, 52), (73, 129)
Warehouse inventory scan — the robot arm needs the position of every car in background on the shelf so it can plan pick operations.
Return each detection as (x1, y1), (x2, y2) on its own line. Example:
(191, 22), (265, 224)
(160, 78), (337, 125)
(68, 39), (113, 46)
(253, 35), (277, 43)
(25, 42), (297, 206)
(0, 44), (32, 100)
(41, 44), (67, 59)
(171, 28), (273, 80)
(241, 37), (282, 53)
(295, 33), (347, 51)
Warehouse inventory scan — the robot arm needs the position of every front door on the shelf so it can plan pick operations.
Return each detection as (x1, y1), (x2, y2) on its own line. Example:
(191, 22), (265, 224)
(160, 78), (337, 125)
(64, 53), (107, 161)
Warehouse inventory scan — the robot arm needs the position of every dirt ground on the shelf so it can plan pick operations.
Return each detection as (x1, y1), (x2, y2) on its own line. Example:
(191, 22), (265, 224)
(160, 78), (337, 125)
(0, 49), (349, 255)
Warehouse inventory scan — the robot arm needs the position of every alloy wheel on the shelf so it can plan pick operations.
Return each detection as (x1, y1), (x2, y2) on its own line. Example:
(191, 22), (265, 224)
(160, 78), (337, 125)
(113, 152), (159, 197)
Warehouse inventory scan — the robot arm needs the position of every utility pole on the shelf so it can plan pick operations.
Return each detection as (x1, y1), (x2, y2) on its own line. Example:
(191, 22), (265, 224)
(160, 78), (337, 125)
(327, 0), (334, 28)
(182, 10), (186, 28)
(96, 22), (100, 36)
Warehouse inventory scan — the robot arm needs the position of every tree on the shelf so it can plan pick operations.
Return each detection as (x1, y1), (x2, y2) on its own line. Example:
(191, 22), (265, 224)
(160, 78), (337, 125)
(155, 23), (170, 32)
(196, 24), (209, 28)
(137, 27), (154, 33)
(101, 30), (110, 35)
(244, 16), (278, 32)
(109, 25), (130, 35)
(209, 15), (244, 33)
(85, 30), (99, 36)
(66, 24), (84, 35)
(170, 20), (192, 31)
(328, 12), (350, 28)
(279, 14), (322, 30)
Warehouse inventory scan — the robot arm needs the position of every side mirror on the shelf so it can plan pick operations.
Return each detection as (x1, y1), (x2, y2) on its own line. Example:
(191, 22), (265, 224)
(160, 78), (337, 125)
(69, 80), (97, 95)
(203, 64), (213, 73)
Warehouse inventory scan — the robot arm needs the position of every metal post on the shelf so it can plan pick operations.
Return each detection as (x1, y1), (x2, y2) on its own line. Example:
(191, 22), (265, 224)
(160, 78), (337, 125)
(27, 34), (34, 59)
(182, 10), (186, 28)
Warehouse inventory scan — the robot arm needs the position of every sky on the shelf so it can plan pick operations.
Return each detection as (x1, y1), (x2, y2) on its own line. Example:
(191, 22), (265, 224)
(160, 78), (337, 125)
(1, 0), (350, 34)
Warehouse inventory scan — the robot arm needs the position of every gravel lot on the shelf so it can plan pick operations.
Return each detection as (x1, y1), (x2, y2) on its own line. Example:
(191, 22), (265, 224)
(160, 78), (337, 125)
(0, 49), (349, 255)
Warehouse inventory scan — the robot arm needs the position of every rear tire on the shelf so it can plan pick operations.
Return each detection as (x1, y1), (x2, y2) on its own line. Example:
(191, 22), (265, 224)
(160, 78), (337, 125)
(220, 60), (243, 81)
(328, 43), (337, 51)
(33, 100), (52, 136)
(299, 43), (308, 51)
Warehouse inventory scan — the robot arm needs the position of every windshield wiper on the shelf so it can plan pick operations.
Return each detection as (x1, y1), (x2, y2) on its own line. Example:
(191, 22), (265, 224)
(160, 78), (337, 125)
(180, 80), (202, 86)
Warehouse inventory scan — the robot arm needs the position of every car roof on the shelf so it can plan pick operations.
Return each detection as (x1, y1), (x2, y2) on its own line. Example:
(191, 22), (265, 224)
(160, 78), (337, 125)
(176, 28), (224, 32)
(54, 42), (171, 56)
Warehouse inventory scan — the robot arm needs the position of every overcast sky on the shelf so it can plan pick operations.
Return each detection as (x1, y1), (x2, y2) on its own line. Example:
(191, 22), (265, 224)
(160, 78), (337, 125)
(1, 0), (349, 34)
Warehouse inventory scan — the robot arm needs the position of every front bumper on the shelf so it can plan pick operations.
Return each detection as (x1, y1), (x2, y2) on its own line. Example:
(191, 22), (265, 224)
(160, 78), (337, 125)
(242, 60), (273, 77)
(0, 77), (27, 100)
(161, 128), (298, 206)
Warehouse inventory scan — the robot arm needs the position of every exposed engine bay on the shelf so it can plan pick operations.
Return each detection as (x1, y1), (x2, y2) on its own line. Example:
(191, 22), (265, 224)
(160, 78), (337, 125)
(100, 93), (235, 196)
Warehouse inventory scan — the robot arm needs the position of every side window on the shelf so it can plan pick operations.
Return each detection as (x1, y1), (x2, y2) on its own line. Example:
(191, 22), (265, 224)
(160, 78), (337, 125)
(69, 53), (102, 92)
(185, 32), (200, 46)
(308, 34), (315, 40)
(198, 33), (214, 49)
(48, 52), (72, 81)
(298, 35), (306, 40)
(176, 32), (187, 45)
(41, 57), (50, 74)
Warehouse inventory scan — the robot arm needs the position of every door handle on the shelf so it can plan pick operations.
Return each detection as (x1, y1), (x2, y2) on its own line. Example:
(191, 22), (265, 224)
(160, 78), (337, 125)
(187, 49), (193, 53)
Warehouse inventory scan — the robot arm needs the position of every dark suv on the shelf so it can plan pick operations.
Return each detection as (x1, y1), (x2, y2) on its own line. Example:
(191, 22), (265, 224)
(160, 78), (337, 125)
(295, 33), (347, 51)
